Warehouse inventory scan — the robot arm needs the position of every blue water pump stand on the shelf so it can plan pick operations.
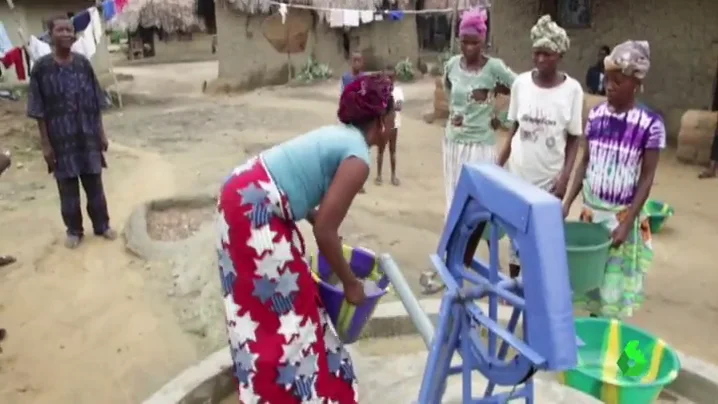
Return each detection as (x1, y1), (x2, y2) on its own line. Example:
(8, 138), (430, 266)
(417, 164), (578, 403)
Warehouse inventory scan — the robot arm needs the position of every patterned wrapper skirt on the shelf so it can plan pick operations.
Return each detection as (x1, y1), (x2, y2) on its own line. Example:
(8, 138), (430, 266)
(442, 137), (497, 215)
(573, 183), (654, 319)
(217, 157), (358, 403)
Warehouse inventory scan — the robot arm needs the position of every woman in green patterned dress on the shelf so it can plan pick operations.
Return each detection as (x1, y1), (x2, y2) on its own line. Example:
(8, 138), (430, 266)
(421, 7), (516, 294)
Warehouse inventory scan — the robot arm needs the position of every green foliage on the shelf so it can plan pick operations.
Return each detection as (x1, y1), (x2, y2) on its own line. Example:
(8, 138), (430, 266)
(295, 57), (333, 83)
(109, 31), (127, 44)
(395, 58), (415, 82)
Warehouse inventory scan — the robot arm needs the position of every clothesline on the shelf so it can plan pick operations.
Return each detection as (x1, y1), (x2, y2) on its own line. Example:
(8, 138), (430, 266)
(37, 0), (121, 43)
(266, 1), (489, 14)
(1, 0), (125, 106)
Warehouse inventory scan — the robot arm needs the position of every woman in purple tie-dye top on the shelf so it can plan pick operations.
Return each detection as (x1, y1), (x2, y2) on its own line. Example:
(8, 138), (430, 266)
(564, 40), (664, 318)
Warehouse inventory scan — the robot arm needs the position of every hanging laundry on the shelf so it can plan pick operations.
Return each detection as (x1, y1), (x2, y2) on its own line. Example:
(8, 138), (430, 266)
(329, 9), (344, 28)
(27, 35), (52, 62)
(115, 0), (129, 12)
(389, 11), (405, 21)
(102, 0), (116, 22)
(71, 35), (94, 58)
(0, 22), (13, 57)
(278, 4), (288, 24)
(359, 10), (374, 24)
(1, 47), (28, 81)
(88, 7), (103, 44)
(71, 8), (102, 59)
(72, 9), (91, 33)
(343, 10), (360, 27)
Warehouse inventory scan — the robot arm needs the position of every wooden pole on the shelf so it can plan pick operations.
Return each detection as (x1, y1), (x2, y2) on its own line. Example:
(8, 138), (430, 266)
(449, 0), (459, 54)
(285, 2), (292, 83)
(73, 1), (122, 108)
(97, 1), (124, 108)
(5, 0), (28, 45)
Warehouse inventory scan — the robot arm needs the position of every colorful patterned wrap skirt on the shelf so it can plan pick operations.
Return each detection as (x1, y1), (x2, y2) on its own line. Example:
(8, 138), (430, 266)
(216, 156), (358, 403)
(573, 183), (654, 319)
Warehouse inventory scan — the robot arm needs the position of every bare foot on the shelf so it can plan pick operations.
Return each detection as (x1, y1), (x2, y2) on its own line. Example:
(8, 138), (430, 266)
(374, 176), (382, 185)
(99, 228), (118, 240)
(698, 169), (716, 179)
(0, 255), (16, 267)
(65, 235), (82, 249)
(391, 176), (400, 186)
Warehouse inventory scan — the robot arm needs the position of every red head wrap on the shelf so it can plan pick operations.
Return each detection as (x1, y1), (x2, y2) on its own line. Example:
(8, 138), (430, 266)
(337, 74), (393, 125)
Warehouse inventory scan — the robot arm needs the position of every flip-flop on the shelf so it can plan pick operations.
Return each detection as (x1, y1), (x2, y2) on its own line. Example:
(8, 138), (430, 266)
(0, 255), (16, 267)
(698, 170), (716, 179)
(419, 272), (445, 295)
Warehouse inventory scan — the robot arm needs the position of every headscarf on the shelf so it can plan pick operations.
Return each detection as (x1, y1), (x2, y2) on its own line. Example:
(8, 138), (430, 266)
(530, 14), (570, 54)
(458, 8), (488, 39)
(604, 40), (651, 80)
(338, 74), (393, 125)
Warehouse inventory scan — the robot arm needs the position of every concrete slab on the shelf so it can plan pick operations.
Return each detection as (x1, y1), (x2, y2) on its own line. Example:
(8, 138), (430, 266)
(356, 351), (601, 404)
(143, 299), (717, 404)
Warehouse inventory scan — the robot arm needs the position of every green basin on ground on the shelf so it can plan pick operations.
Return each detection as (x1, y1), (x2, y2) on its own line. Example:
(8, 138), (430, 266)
(565, 221), (611, 294)
(480, 222), (506, 241)
(558, 318), (680, 404)
(645, 199), (674, 234)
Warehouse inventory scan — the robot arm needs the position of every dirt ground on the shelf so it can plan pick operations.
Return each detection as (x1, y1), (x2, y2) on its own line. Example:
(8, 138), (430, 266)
(0, 61), (717, 404)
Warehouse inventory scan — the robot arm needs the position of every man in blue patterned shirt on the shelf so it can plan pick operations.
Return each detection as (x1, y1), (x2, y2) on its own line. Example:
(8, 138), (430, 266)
(27, 16), (116, 249)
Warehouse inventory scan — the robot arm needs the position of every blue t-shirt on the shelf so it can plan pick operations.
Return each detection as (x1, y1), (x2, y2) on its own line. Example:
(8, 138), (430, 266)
(261, 124), (370, 220)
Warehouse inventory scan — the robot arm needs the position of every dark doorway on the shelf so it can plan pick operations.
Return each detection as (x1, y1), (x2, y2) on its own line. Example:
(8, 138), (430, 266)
(416, 0), (454, 52)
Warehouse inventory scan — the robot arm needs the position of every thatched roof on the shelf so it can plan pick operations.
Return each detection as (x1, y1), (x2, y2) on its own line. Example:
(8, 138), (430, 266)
(109, 0), (204, 33)
(223, 0), (392, 15)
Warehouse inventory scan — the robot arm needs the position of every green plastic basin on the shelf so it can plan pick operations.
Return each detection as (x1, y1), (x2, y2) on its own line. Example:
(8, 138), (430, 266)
(645, 199), (674, 234)
(565, 221), (611, 294)
(480, 222), (506, 242)
(558, 318), (680, 404)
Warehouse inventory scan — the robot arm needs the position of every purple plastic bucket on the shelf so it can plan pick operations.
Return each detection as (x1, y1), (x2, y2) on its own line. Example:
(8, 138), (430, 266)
(309, 245), (389, 344)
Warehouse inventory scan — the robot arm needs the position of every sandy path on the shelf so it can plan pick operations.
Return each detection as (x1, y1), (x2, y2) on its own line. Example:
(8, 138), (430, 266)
(0, 61), (716, 403)
(0, 144), (201, 403)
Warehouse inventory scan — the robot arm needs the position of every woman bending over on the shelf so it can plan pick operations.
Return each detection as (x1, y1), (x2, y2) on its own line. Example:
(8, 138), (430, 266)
(217, 75), (395, 402)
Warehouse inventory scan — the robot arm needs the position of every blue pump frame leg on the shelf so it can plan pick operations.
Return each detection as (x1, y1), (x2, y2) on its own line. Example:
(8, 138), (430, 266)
(417, 164), (577, 403)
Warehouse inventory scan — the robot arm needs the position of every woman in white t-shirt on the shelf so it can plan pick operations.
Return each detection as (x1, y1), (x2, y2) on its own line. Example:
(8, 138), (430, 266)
(497, 15), (584, 279)
(375, 65), (404, 186)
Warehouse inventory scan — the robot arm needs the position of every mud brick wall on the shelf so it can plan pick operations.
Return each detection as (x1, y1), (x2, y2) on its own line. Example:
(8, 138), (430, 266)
(489, 0), (718, 142)
(216, 8), (419, 91)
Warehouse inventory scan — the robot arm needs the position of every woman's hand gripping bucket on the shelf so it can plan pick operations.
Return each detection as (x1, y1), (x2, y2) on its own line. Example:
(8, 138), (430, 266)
(309, 244), (390, 344)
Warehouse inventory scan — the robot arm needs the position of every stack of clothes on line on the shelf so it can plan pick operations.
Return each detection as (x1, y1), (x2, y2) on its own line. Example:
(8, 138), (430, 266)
(0, 0), (128, 83)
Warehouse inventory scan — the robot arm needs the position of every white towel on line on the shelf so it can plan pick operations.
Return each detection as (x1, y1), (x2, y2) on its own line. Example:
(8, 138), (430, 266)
(360, 10), (374, 24)
(329, 9), (344, 27)
(343, 10), (360, 27)
(71, 7), (103, 59)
